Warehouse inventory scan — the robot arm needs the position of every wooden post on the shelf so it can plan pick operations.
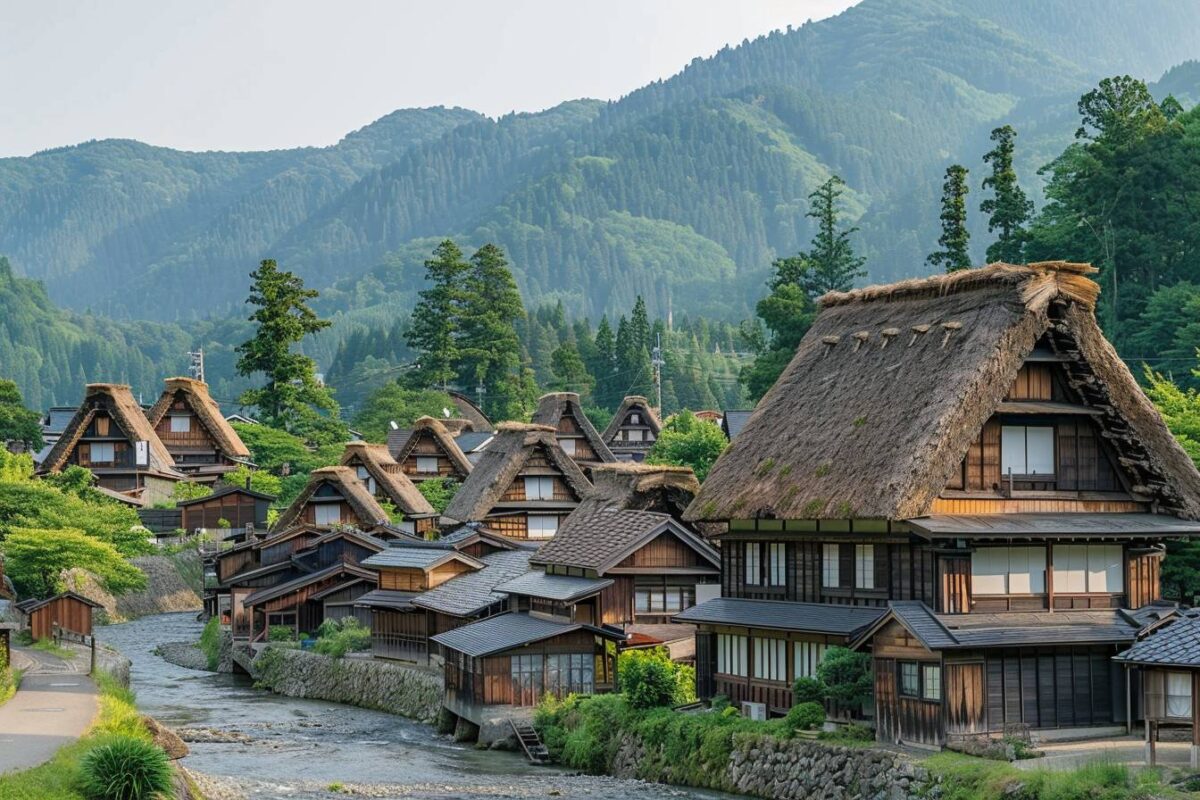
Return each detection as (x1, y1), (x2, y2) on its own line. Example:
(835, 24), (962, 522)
(89, 636), (96, 676)
(1046, 544), (1054, 613)
(1192, 672), (1200, 770)
(1146, 718), (1156, 766)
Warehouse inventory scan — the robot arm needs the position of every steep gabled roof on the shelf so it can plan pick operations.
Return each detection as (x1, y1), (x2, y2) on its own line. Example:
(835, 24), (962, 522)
(531, 504), (718, 573)
(531, 392), (616, 463)
(38, 383), (179, 477)
(442, 423), (593, 524)
(243, 562), (376, 607)
(448, 391), (493, 432)
(687, 262), (1200, 522)
(271, 466), (392, 531)
(145, 377), (251, 459)
(588, 462), (700, 518)
(389, 416), (474, 478)
(602, 396), (662, 441)
(338, 442), (435, 518)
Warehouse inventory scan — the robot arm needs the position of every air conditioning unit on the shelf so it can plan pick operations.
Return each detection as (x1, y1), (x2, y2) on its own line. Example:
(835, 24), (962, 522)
(741, 701), (767, 721)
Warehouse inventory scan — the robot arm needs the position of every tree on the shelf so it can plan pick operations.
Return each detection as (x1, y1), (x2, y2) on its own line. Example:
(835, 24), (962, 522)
(646, 410), (727, 482)
(549, 341), (594, 400)
(592, 316), (618, 409)
(816, 646), (872, 710)
(926, 165), (971, 272)
(219, 464), (283, 498)
(406, 240), (470, 391)
(3, 527), (146, 598)
(618, 647), (689, 709)
(235, 259), (344, 442)
(458, 244), (530, 419)
(776, 176), (866, 299)
(172, 481), (213, 503)
(0, 379), (42, 449)
(980, 126), (1033, 263)
(739, 282), (817, 400)
(350, 385), (457, 443)
(417, 477), (459, 515)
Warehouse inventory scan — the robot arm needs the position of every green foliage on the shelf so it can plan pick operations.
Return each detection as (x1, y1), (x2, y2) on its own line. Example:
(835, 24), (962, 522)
(792, 676), (826, 705)
(199, 616), (222, 671)
(3, 527), (145, 597)
(980, 125), (1033, 263)
(267, 625), (296, 642)
(1145, 367), (1200, 600)
(0, 378), (42, 449)
(171, 481), (212, 503)
(218, 463), (282, 498)
(772, 176), (866, 299)
(783, 701), (825, 733)
(80, 736), (173, 800)
(312, 617), (372, 658)
(236, 259), (345, 444)
(417, 477), (459, 515)
(927, 164), (971, 272)
(0, 647), (16, 707)
(816, 647), (872, 710)
(619, 648), (694, 709)
(646, 410), (727, 482)
(740, 277), (817, 401)
(350, 385), (457, 443)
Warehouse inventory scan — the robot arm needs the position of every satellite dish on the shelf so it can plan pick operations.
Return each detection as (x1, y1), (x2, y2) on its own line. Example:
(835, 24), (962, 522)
(389, 421), (399, 430)
(442, 408), (452, 418)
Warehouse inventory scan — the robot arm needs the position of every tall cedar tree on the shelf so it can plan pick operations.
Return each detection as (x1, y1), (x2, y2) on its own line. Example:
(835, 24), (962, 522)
(236, 260), (341, 441)
(592, 316), (618, 409)
(458, 243), (531, 419)
(405, 240), (470, 390)
(773, 176), (866, 298)
(926, 165), (972, 272)
(980, 126), (1033, 263)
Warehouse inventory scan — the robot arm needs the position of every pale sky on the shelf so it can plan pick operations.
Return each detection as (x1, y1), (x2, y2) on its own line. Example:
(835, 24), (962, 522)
(0, 1), (855, 157)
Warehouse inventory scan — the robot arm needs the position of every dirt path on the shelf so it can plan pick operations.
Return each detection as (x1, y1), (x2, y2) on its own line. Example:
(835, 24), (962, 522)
(0, 646), (97, 774)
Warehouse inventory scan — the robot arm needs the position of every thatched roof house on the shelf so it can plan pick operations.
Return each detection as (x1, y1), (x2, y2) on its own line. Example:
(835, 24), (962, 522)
(338, 442), (436, 534)
(588, 462), (700, 519)
(389, 416), (474, 482)
(145, 377), (251, 482)
(441, 423), (593, 538)
(686, 262), (1200, 523)
(448, 391), (493, 433)
(530, 392), (616, 466)
(603, 396), (662, 461)
(273, 465), (395, 532)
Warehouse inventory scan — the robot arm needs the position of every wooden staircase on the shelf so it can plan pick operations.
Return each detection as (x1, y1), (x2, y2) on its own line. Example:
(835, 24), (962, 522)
(510, 719), (549, 764)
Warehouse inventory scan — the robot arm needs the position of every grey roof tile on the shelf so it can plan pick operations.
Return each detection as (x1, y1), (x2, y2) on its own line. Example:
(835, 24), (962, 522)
(1116, 610), (1200, 666)
(413, 550), (532, 617)
(361, 547), (479, 570)
(674, 597), (885, 636)
(493, 571), (613, 602)
(431, 612), (619, 658)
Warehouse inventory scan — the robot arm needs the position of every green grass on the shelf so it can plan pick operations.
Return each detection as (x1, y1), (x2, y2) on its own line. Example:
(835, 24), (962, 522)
(921, 752), (1185, 800)
(198, 615), (221, 670)
(0, 670), (157, 800)
(31, 638), (77, 660)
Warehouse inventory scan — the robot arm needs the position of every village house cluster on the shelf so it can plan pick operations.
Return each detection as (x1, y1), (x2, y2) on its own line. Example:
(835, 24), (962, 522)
(27, 261), (1200, 763)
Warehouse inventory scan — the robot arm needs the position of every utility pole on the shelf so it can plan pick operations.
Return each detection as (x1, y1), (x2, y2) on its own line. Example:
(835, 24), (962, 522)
(476, 380), (486, 414)
(187, 348), (205, 383)
(651, 333), (665, 415)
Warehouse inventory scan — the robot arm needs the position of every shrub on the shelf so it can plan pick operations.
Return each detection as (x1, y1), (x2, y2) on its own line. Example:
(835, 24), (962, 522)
(267, 625), (295, 642)
(80, 735), (173, 800)
(792, 675), (826, 704)
(199, 616), (221, 671)
(816, 646), (872, 709)
(784, 701), (825, 733)
(619, 648), (680, 709)
(710, 694), (730, 711)
(312, 617), (371, 658)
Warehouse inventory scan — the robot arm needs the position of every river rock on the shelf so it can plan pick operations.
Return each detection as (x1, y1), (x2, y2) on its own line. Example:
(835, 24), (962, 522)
(176, 727), (253, 744)
(143, 715), (190, 759)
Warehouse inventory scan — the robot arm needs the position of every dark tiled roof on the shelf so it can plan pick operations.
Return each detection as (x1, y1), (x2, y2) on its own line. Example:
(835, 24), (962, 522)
(354, 589), (420, 611)
(532, 502), (718, 573)
(910, 513), (1200, 538)
(431, 612), (619, 658)
(456, 431), (495, 453)
(493, 571), (612, 602)
(413, 550), (533, 617)
(361, 547), (482, 571)
(1116, 610), (1200, 667)
(386, 428), (413, 457)
(243, 563), (375, 606)
(674, 598), (884, 636)
(721, 410), (754, 440)
(890, 601), (959, 649)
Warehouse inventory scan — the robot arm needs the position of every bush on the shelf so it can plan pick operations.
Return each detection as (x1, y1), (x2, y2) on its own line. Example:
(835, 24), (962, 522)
(80, 735), (173, 800)
(199, 616), (221, 671)
(792, 675), (826, 704)
(816, 646), (872, 709)
(619, 648), (681, 709)
(267, 625), (296, 642)
(784, 701), (825, 733)
(312, 617), (371, 658)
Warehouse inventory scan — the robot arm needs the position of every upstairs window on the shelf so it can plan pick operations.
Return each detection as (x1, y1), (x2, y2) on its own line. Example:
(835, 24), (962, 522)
(90, 442), (115, 463)
(527, 514), (558, 539)
(822, 543), (840, 587)
(769, 543), (786, 586)
(745, 543), (786, 587)
(630, 413), (640, 424)
(170, 415), (191, 433)
(1001, 425), (1055, 477)
(855, 544), (875, 589)
(314, 504), (341, 526)
(1053, 544), (1123, 593)
(627, 429), (644, 442)
(972, 546), (1046, 595)
(416, 456), (439, 474)
(524, 476), (555, 500)
(560, 438), (576, 456)
(744, 542), (761, 586)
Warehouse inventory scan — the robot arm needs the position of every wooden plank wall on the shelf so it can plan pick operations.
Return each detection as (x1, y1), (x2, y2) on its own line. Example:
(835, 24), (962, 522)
(983, 646), (1117, 731)
(945, 662), (986, 734)
(1128, 552), (1162, 609)
(30, 597), (93, 640)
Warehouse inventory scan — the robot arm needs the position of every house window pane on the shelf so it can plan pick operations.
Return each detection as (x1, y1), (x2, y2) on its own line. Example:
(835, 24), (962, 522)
(1054, 545), (1088, 593)
(745, 543), (761, 586)
(1086, 545), (1123, 593)
(899, 662), (919, 697)
(527, 515), (558, 539)
(170, 415), (191, 433)
(314, 504), (341, 525)
(91, 442), (115, 463)
(630, 414), (640, 424)
(753, 638), (787, 681)
(922, 664), (942, 701)
(560, 438), (576, 456)
(356, 465), (371, 480)
(717, 634), (747, 677)
(855, 544), (875, 589)
(822, 544), (840, 587)
(769, 543), (786, 586)
(793, 641), (827, 680)
(636, 589), (651, 613)
(627, 429), (643, 442)
(416, 456), (439, 474)
(1167, 672), (1192, 718)
(972, 547), (1046, 595)
(524, 476), (555, 500)
(1001, 425), (1055, 476)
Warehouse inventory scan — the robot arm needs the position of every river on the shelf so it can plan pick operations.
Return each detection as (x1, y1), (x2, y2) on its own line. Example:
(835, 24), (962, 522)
(101, 613), (726, 800)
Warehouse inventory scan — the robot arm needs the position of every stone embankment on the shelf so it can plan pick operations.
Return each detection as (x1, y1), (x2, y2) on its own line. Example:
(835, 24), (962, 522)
(611, 733), (926, 800)
(249, 646), (443, 723)
(64, 552), (203, 622)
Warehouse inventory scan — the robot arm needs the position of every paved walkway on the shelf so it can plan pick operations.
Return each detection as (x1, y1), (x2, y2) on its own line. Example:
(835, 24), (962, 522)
(1015, 735), (1192, 771)
(0, 645), (98, 775)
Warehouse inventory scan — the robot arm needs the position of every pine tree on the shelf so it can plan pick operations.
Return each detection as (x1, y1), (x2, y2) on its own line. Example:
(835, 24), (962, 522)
(458, 243), (528, 419)
(235, 259), (343, 442)
(405, 240), (470, 390)
(980, 126), (1034, 264)
(927, 164), (972, 272)
(630, 296), (651, 352)
(775, 176), (866, 298)
(592, 316), (617, 409)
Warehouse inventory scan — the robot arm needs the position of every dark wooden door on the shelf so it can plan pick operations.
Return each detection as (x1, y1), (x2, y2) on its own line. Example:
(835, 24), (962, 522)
(945, 663), (986, 734)
(937, 556), (970, 614)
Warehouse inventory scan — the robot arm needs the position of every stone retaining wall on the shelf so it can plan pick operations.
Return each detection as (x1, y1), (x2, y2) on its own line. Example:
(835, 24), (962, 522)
(610, 732), (926, 800)
(250, 646), (442, 722)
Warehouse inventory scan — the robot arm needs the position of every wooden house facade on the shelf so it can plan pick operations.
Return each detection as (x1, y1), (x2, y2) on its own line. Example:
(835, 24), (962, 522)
(337, 442), (438, 534)
(18, 592), (103, 640)
(389, 416), (474, 484)
(272, 464), (435, 535)
(531, 392), (616, 470)
(602, 396), (661, 462)
(441, 423), (594, 539)
(37, 383), (183, 504)
(682, 262), (1200, 744)
(145, 377), (252, 483)
(178, 485), (273, 532)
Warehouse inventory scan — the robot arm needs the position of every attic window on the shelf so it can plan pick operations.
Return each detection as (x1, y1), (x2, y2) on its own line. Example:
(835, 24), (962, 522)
(416, 456), (439, 474)
(314, 504), (341, 526)
(560, 438), (577, 456)
(170, 415), (191, 433)
(1000, 425), (1054, 477)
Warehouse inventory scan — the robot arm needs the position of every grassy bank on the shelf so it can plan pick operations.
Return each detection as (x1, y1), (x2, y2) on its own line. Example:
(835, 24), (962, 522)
(0, 671), (173, 800)
(534, 694), (1189, 800)
(0, 650), (18, 707)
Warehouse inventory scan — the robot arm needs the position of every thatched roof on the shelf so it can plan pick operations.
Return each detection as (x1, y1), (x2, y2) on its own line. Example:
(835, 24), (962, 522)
(145, 377), (251, 459)
(686, 262), (1200, 522)
(589, 462), (700, 519)
(390, 416), (474, 478)
(38, 383), (180, 477)
(442, 423), (594, 523)
(272, 466), (392, 531)
(338, 442), (435, 518)
(530, 392), (616, 463)
(602, 395), (662, 441)
(448, 391), (493, 432)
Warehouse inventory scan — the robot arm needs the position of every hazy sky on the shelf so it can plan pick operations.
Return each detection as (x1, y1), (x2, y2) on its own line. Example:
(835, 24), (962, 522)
(0, 1), (855, 157)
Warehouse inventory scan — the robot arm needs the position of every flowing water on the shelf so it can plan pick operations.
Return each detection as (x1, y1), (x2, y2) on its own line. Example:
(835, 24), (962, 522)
(101, 613), (726, 800)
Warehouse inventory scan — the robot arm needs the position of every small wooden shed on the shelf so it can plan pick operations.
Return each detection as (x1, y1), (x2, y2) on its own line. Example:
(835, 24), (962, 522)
(19, 592), (103, 640)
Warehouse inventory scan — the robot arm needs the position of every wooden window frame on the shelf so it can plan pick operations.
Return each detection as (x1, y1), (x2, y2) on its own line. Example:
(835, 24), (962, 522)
(899, 661), (920, 698)
(1000, 424), (1057, 480)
